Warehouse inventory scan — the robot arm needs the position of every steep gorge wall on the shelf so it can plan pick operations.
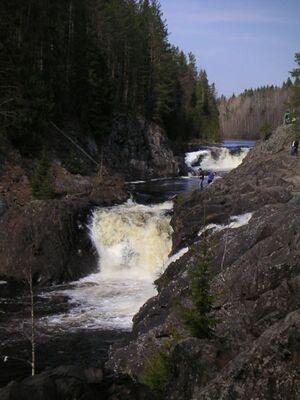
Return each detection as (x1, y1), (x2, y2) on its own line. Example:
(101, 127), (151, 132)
(103, 115), (179, 180)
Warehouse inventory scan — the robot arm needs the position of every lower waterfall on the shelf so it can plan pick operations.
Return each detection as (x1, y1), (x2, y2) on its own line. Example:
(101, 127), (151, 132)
(43, 201), (173, 331)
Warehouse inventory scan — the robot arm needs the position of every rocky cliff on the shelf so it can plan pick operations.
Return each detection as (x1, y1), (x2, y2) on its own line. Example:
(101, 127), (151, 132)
(0, 172), (128, 285)
(107, 125), (300, 399)
(104, 115), (179, 180)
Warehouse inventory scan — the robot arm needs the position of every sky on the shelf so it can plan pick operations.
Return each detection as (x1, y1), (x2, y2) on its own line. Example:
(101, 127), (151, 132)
(159, 0), (300, 97)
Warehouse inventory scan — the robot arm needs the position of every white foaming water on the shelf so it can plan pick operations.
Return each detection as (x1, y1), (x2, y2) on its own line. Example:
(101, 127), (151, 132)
(199, 212), (253, 235)
(185, 147), (250, 173)
(164, 247), (189, 269)
(43, 200), (174, 331)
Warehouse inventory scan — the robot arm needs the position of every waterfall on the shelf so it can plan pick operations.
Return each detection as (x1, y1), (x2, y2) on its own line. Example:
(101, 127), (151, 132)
(185, 146), (250, 173)
(90, 201), (173, 280)
(43, 200), (173, 331)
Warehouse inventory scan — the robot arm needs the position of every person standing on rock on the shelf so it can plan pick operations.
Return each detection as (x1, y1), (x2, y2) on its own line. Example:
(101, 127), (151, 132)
(291, 140), (299, 156)
(207, 171), (215, 185)
(198, 168), (205, 190)
(284, 111), (291, 125)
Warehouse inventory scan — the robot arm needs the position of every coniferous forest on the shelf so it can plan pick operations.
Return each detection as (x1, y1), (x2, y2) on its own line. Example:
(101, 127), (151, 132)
(0, 0), (220, 159)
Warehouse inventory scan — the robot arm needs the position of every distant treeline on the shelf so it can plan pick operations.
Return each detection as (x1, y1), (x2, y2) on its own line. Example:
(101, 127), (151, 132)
(218, 81), (293, 139)
(0, 0), (219, 157)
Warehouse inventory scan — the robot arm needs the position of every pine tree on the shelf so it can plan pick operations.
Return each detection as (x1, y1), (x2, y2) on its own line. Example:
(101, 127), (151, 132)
(193, 70), (219, 140)
(31, 156), (55, 200)
(177, 237), (219, 338)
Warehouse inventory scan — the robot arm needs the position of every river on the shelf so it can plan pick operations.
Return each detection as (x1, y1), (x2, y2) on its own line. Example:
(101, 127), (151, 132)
(0, 140), (254, 386)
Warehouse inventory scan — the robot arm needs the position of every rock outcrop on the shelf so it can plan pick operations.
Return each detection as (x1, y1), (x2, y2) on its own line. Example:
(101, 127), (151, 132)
(0, 175), (128, 285)
(104, 115), (179, 180)
(107, 125), (300, 399)
(0, 198), (96, 285)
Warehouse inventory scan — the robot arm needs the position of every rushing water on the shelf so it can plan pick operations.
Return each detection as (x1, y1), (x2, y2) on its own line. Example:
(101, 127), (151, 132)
(128, 139), (254, 202)
(0, 139), (255, 386)
(185, 142), (251, 174)
(41, 201), (173, 332)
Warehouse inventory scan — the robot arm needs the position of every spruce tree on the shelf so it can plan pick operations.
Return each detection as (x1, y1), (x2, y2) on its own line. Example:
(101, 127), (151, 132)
(31, 157), (55, 200)
(177, 237), (219, 338)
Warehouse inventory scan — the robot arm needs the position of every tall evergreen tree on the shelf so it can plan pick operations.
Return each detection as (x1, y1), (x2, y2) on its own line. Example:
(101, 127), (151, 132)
(0, 0), (220, 151)
(193, 70), (220, 140)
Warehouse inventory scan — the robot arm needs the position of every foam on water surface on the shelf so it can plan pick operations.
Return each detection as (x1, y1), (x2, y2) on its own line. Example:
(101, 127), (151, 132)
(42, 201), (175, 331)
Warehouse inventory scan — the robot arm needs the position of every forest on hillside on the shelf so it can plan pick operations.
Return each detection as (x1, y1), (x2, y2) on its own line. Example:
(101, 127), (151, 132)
(0, 0), (219, 158)
(218, 82), (293, 139)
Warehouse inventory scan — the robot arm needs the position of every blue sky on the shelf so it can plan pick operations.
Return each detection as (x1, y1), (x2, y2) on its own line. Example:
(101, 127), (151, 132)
(159, 0), (300, 97)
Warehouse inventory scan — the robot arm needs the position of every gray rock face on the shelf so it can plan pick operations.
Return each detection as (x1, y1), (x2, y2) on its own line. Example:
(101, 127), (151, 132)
(107, 125), (300, 399)
(104, 115), (179, 180)
(0, 198), (96, 285)
(0, 171), (128, 285)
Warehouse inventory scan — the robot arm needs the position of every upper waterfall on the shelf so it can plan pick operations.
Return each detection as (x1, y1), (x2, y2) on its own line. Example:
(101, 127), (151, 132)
(185, 146), (250, 173)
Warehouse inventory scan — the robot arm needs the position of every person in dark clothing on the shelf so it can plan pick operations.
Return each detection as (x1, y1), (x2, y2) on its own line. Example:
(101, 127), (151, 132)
(284, 111), (291, 125)
(291, 140), (299, 156)
(198, 168), (205, 190)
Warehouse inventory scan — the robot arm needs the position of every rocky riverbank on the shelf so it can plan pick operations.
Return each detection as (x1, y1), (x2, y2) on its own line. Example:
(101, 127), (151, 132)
(107, 125), (300, 399)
